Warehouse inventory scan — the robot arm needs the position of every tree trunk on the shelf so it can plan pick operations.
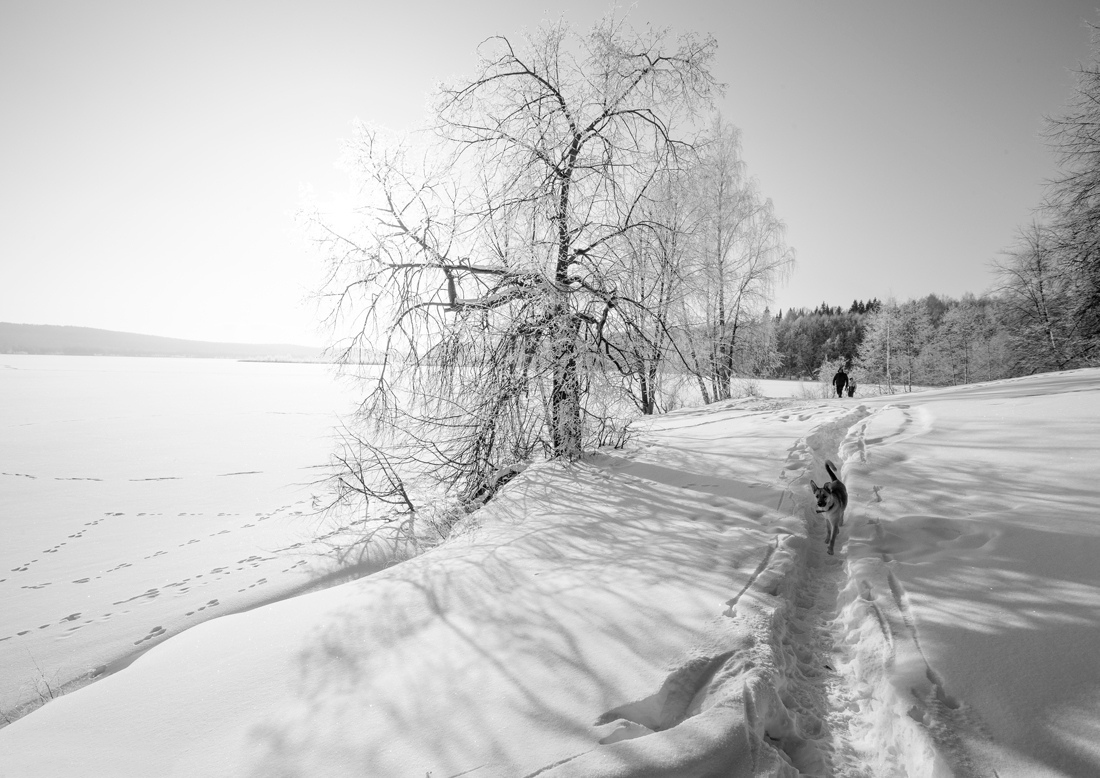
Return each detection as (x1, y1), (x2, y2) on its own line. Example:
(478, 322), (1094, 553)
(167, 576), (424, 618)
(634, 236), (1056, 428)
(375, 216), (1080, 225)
(550, 309), (582, 458)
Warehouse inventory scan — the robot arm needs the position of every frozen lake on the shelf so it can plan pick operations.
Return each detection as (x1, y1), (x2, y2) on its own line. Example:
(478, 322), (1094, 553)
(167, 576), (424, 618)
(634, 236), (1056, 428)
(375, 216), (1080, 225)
(0, 356), (359, 720)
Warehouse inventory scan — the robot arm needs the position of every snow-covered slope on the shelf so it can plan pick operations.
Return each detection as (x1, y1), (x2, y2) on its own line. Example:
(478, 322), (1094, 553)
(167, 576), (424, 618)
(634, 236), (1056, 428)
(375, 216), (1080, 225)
(0, 357), (365, 722)
(2, 370), (1098, 777)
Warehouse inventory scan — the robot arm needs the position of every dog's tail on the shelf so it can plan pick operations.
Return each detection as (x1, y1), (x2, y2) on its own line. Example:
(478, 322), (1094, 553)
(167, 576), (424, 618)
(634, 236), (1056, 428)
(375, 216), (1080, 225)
(825, 459), (840, 482)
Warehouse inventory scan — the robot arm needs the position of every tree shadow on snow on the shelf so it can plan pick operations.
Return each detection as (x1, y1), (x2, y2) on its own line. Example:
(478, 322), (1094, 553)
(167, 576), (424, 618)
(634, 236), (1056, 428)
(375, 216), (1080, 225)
(850, 415), (1100, 777)
(245, 449), (798, 777)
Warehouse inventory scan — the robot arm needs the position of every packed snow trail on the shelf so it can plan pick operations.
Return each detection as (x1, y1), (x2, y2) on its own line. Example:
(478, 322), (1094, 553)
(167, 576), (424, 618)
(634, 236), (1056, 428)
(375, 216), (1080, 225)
(770, 404), (962, 778)
(722, 403), (956, 778)
(525, 402), (943, 778)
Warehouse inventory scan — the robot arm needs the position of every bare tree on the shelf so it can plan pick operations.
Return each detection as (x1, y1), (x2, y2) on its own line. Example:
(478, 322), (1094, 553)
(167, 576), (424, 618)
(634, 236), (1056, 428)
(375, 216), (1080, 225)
(854, 300), (900, 392)
(1043, 25), (1100, 352)
(303, 17), (719, 521)
(677, 118), (794, 401)
(994, 222), (1092, 372)
(609, 167), (697, 414)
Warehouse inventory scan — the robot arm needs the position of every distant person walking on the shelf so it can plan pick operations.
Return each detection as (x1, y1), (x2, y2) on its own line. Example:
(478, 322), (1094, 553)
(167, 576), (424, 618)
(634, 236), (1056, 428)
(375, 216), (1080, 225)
(847, 381), (856, 398)
(832, 367), (849, 398)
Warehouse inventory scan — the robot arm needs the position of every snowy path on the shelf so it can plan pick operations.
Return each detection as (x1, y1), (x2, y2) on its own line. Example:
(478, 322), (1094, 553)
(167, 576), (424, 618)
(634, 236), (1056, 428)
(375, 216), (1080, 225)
(3, 371), (1100, 777)
(763, 403), (954, 777)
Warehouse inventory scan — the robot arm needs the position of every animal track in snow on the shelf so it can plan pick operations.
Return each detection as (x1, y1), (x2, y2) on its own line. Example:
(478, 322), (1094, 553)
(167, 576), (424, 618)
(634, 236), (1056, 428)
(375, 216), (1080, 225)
(237, 577), (269, 593)
(112, 588), (161, 606)
(133, 625), (167, 645)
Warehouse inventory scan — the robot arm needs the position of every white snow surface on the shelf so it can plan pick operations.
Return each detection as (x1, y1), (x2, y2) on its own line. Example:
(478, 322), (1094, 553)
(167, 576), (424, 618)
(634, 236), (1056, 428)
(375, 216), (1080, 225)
(0, 357), (367, 721)
(3, 366), (1100, 777)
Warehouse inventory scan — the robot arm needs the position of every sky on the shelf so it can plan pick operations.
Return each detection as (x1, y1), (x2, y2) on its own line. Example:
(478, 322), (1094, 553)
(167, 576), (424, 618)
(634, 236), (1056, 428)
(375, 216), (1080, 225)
(2, 0), (1098, 346)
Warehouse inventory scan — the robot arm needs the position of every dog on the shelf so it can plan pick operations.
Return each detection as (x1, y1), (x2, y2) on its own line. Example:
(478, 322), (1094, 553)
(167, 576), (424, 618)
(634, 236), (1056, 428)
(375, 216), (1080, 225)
(810, 460), (848, 555)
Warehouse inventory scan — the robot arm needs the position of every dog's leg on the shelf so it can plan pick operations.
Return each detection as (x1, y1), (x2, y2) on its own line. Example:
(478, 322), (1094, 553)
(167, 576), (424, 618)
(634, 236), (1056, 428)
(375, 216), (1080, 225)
(817, 511), (831, 551)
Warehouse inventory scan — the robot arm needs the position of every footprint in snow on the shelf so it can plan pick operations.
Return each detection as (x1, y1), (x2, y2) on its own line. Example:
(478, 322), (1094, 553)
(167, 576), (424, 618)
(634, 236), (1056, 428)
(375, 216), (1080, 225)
(133, 625), (167, 645)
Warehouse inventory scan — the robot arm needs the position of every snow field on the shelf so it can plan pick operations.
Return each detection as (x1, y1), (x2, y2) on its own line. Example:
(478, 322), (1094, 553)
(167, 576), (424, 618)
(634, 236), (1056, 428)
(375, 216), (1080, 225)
(0, 356), (368, 722)
(835, 371), (1100, 776)
(3, 367), (1100, 777)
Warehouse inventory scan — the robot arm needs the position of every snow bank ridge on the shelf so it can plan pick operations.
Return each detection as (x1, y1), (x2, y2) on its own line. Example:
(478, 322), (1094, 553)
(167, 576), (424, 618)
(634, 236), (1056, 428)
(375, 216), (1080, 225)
(527, 530), (806, 777)
(830, 404), (967, 777)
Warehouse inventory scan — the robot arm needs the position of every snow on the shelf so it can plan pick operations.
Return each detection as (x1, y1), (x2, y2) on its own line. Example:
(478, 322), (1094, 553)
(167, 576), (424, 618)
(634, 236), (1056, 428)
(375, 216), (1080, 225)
(3, 361), (1100, 777)
(0, 357), (365, 721)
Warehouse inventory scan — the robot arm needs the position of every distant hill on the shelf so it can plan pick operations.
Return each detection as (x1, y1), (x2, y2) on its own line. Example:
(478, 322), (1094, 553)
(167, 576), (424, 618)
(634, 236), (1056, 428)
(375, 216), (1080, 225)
(0, 323), (325, 361)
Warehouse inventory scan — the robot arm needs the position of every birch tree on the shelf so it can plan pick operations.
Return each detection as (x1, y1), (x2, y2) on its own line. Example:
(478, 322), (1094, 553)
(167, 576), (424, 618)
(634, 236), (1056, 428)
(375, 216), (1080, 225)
(854, 300), (900, 391)
(304, 17), (719, 518)
(1043, 26), (1100, 354)
(679, 118), (794, 401)
(612, 170), (694, 414)
(994, 222), (1091, 372)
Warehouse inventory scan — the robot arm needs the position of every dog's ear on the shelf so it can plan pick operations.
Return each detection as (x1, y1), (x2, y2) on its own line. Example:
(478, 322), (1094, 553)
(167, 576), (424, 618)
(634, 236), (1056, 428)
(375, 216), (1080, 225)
(810, 479), (819, 491)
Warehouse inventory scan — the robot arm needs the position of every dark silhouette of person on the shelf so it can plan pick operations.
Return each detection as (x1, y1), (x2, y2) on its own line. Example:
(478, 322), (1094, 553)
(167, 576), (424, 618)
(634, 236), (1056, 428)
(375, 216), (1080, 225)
(832, 367), (849, 398)
(847, 381), (856, 398)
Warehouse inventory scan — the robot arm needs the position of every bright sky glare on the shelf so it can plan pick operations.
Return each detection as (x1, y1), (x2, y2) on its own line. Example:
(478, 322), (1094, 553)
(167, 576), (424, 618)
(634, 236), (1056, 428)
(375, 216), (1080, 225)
(1, 0), (1097, 345)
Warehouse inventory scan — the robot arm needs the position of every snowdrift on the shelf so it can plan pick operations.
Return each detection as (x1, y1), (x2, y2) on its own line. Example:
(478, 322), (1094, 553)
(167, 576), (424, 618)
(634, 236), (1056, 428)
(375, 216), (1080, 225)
(2, 369), (1099, 777)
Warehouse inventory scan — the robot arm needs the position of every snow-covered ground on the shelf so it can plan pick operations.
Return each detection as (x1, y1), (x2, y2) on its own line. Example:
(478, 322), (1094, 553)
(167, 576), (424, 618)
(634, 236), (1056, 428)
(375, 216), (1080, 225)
(0, 356), (364, 722)
(3, 364), (1099, 777)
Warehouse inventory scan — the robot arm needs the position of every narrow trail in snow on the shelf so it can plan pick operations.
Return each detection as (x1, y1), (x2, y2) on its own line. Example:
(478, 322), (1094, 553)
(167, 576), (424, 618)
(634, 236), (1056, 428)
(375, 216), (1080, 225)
(768, 402), (987, 778)
(529, 401), (971, 778)
(763, 405), (884, 777)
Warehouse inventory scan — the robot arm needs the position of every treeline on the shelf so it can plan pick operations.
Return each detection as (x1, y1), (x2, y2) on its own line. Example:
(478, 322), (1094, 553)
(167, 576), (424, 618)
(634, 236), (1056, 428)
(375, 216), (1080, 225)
(762, 294), (1025, 389)
(850, 294), (1010, 390)
(765, 289), (1084, 392)
(771, 299), (881, 378)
